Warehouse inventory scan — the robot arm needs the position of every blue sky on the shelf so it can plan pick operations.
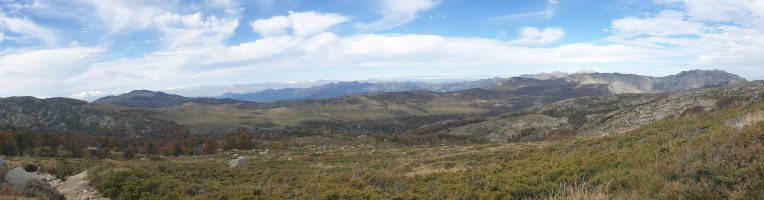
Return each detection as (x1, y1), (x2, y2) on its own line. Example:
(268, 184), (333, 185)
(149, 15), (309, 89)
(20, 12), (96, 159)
(0, 0), (763, 99)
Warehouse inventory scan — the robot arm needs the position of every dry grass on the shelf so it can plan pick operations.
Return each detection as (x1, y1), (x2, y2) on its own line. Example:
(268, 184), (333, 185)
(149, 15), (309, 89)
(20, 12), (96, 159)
(543, 183), (610, 200)
(727, 111), (764, 130)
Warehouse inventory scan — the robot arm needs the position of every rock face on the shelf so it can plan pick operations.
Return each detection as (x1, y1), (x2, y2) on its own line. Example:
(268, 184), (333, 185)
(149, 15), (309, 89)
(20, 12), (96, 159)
(563, 70), (746, 94)
(229, 156), (246, 168)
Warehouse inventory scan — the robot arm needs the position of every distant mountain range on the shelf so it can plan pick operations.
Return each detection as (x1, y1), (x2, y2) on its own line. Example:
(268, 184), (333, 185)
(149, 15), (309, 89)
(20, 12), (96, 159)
(218, 78), (506, 102)
(162, 80), (336, 97)
(217, 70), (746, 102)
(0, 69), (748, 138)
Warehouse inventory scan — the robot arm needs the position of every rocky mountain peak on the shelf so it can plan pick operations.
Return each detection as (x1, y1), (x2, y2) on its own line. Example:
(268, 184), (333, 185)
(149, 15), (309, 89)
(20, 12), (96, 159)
(518, 71), (571, 80)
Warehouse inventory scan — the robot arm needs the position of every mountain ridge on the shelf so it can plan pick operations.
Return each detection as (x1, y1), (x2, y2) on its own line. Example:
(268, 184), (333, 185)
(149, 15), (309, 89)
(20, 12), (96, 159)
(93, 90), (252, 108)
(218, 69), (744, 102)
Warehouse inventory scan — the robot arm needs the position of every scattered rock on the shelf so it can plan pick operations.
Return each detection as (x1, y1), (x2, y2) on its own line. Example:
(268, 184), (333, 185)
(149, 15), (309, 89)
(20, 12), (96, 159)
(259, 149), (270, 155)
(229, 156), (246, 168)
(56, 171), (109, 200)
(233, 154), (239, 158)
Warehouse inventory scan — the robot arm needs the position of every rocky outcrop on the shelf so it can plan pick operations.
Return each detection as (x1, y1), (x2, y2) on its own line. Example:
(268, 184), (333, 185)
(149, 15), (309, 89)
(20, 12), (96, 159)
(1, 167), (64, 200)
(563, 70), (746, 94)
(53, 171), (108, 200)
(229, 156), (246, 168)
(443, 80), (764, 139)
(4, 167), (37, 190)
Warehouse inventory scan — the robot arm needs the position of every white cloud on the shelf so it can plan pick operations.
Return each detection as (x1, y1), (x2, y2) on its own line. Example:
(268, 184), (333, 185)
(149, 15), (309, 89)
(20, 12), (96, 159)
(78, 0), (176, 34)
(250, 15), (291, 37)
(289, 11), (349, 37)
(0, 13), (56, 45)
(610, 1), (764, 71)
(69, 90), (110, 101)
(656, 0), (764, 26)
(510, 27), (565, 45)
(489, 0), (559, 23)
(4, 0), (764, 98)
(611, 10), (703, 38)
(357, 0), (438, 32)
(62, 28), (678, 97)
(154, 12), (239, 48)
(250, 11), (349, 37)
(0, 47), (104, 97)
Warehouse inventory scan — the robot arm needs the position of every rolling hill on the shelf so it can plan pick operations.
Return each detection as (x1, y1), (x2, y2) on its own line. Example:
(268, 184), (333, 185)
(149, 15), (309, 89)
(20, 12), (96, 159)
(0, 70), (748, 141)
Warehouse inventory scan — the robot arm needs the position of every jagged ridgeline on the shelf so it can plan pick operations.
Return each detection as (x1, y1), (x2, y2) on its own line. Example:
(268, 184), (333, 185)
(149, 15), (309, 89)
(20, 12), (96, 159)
(0, 70), (748, 140)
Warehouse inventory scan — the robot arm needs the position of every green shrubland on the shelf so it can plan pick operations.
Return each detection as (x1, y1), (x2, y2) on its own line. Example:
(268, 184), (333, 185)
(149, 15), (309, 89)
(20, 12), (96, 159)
(9, 98), (764, 199)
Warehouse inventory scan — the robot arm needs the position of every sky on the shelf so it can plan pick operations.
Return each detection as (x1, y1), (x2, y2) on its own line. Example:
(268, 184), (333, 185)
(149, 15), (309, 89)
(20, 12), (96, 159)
(0, 0), (763, 99)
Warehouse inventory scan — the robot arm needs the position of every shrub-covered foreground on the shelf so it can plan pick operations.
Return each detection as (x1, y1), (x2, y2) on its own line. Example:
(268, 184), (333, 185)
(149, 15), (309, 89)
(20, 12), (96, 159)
(11, 101), (764, 199)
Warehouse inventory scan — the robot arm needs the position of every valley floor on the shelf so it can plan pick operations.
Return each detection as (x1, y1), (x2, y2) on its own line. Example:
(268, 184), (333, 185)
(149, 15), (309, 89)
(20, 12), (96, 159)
(4, 100), (764, 199)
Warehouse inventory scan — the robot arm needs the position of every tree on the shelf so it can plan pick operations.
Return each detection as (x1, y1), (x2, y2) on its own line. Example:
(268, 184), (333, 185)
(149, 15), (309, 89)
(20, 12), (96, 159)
(223, 132), (254, 150)
(0, 131), (19, 156)
(202, 139), (218, 155)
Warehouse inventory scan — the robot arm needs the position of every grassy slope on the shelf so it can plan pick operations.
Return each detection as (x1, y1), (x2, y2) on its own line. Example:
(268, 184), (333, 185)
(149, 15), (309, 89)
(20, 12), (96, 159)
(64, 99), (764, 199)
(150, 94), (496, 134)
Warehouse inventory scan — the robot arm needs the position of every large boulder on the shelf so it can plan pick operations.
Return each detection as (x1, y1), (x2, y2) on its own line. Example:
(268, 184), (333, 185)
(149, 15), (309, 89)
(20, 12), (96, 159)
(57, 171), (109, 200)
(4, 167), (36, 190)
(229, 156), (246, 168)
(2, 167), (64, 200)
